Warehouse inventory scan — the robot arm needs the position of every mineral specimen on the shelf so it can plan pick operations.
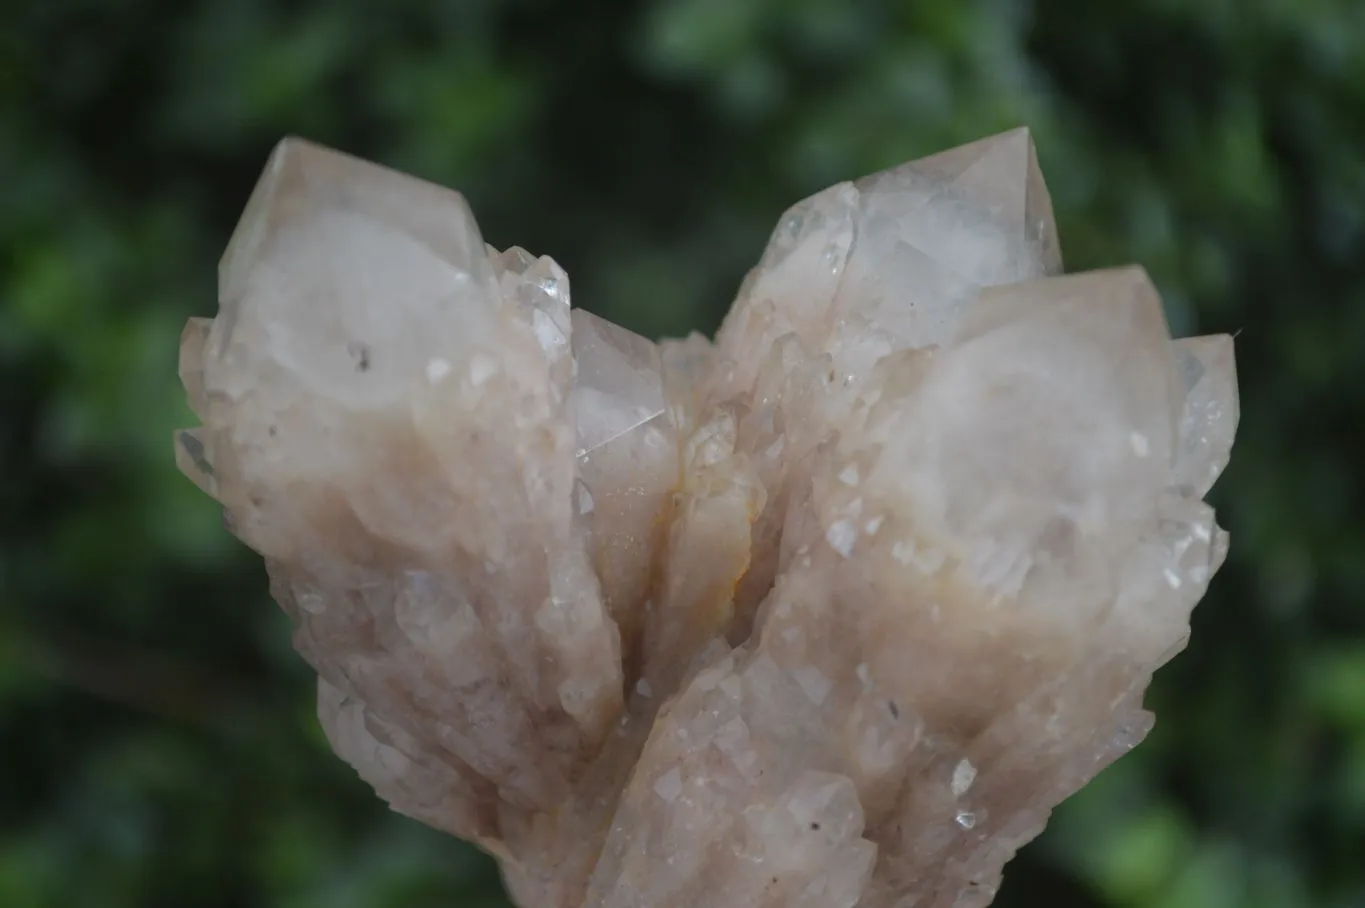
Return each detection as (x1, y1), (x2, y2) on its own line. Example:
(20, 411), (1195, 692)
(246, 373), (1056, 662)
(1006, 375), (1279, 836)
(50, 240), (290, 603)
(176, 128), (1238, 908)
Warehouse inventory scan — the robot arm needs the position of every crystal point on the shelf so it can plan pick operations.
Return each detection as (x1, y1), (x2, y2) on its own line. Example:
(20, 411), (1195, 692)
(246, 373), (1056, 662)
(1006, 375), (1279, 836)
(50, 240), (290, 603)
(830, 129), (1060, 356)
(908, 126), (1061, 275)
(221, 137), (491, 300)
(1173, 334), (1239, 495)
(177, 132), (1237, 908)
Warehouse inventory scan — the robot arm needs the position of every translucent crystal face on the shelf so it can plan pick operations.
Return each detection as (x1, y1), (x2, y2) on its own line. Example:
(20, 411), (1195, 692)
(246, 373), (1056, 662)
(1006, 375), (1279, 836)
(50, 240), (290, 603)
(177, 130), (1238, 908)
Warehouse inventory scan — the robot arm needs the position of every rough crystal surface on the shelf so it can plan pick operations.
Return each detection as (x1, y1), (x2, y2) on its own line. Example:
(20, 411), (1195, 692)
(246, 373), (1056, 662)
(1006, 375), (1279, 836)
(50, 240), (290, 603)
(178, 130), (1238, 908)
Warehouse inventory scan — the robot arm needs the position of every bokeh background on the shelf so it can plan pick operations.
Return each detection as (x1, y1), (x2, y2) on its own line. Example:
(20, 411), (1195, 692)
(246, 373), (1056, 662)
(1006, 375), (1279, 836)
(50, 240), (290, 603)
(3, 0), (1364, 906)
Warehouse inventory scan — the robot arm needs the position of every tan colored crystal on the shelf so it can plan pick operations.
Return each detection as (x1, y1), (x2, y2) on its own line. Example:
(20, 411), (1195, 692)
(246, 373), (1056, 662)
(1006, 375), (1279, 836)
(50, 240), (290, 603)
(178, 129), (1238, 908)
(1173, 334), (1239, 497)
(568, 307), (678, 665)
(908, 126), (1062, 275)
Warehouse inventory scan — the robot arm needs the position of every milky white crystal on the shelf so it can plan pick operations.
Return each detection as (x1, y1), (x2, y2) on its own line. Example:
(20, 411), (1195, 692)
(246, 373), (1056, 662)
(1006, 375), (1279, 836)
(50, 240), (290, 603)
(177, 129), (1238, 908)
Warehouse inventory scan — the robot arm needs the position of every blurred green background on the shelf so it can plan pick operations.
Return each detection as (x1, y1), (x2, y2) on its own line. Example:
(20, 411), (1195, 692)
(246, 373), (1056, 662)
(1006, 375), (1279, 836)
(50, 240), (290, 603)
(2, 0), (1363, 906)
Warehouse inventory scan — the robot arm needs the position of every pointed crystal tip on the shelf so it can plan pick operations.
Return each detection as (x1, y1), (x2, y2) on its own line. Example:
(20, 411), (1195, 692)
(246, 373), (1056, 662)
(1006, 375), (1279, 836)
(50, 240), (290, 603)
(220, 136), (492, 305)
(863, 126), (1061, 275)
(915, 126), (1061, 273)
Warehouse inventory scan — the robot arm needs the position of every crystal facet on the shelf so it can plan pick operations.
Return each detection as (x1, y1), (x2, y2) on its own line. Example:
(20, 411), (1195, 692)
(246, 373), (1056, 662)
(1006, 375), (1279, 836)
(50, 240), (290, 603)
(177, 129), (1238, 908)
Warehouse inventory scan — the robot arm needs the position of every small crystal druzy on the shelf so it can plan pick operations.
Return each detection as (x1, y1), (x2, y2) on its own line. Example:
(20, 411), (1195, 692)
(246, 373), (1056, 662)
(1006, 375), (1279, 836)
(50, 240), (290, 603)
(177, 129), (1237, 908)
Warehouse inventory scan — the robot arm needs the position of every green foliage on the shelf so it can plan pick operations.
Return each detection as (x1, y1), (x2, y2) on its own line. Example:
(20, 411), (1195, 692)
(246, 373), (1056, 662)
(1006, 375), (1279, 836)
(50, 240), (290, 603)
(2, 0), (1362, 905)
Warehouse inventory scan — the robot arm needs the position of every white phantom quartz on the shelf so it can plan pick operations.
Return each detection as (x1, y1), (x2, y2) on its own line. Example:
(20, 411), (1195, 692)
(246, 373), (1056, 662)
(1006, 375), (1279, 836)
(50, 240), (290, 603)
(177, 129), (1238, 908)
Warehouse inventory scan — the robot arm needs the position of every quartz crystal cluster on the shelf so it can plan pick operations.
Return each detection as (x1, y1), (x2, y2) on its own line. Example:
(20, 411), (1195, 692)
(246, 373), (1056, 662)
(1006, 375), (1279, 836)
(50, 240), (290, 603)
(177, 129), (1238, 908)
